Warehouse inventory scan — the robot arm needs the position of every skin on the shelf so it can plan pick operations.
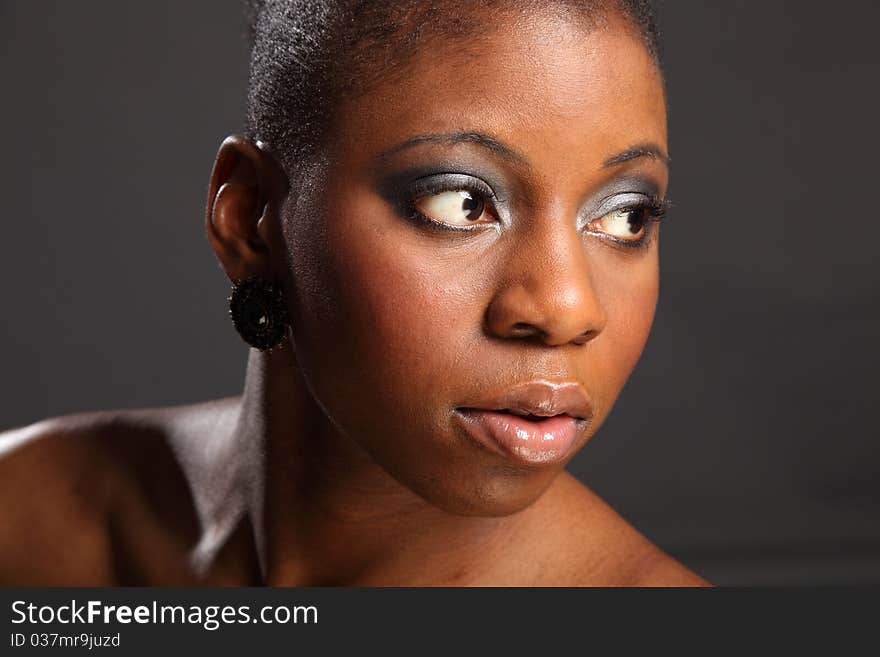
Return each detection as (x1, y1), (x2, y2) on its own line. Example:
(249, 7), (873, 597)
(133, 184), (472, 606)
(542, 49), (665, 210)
(0, 7), (709, 586)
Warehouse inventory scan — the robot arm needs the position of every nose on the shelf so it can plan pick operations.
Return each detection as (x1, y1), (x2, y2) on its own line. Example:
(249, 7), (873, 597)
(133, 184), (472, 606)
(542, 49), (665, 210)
(484, 219), (607, 347)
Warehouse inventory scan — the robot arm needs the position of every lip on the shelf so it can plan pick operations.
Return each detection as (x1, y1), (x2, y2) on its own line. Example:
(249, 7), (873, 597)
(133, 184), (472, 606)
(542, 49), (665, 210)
(453, 381), (593, 466)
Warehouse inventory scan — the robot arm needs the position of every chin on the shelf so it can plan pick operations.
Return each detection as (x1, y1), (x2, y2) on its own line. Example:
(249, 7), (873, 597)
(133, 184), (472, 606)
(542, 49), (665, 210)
(406, 462), (561, 518)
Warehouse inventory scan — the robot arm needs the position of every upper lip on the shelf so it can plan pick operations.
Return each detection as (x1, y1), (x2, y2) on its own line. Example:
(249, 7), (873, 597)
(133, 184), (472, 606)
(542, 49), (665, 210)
(458, 380), (594, 421)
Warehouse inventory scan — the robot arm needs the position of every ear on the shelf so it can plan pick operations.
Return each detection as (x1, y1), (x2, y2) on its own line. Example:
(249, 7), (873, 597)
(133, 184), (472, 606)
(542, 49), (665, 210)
(205, 135), (289, 283)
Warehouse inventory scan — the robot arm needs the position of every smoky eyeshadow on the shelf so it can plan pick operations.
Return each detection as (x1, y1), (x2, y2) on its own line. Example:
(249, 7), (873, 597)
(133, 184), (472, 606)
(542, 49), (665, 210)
(374, 160), (664, 231)
(592, 175), (661, 203)
(374, 160), (511, 216)
(578, 176), (662, 223)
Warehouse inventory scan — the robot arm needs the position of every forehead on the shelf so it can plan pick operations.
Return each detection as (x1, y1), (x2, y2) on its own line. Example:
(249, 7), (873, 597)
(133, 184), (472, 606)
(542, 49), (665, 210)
(325, 9), (667, 181)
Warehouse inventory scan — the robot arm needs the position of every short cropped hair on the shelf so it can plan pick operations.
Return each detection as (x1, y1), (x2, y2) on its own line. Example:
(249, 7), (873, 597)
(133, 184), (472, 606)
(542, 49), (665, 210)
(243, 0), (661, 179)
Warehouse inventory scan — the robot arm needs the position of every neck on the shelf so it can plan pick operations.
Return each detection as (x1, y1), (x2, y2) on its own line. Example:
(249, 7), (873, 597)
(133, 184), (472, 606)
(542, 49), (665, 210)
(235, 340), (528, 586)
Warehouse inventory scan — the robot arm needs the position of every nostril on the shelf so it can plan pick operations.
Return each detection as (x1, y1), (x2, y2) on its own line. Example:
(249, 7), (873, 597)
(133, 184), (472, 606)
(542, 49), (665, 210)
(571, 329), (598, 346)
(510, 322), (539, 338)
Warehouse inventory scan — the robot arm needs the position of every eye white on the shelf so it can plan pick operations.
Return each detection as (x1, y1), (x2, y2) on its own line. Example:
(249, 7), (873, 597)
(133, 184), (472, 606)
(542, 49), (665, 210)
(594, 208), (644, 240)
(416, 190), (485, 227)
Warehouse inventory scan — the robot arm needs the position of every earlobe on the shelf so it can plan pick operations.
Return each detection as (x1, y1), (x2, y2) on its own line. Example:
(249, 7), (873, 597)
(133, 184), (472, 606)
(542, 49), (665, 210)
(205, 135), (288, 283)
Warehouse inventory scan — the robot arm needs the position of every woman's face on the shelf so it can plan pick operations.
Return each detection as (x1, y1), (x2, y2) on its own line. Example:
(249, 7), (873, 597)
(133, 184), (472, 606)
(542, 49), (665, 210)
(281, 9), (668, 515)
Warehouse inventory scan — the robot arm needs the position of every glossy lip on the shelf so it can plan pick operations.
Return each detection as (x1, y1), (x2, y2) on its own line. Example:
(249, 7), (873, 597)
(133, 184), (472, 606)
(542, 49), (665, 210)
(453, 381), (593, 466)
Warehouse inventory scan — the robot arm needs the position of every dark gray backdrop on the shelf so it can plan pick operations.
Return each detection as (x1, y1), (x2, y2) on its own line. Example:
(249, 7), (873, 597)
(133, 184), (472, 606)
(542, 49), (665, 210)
(1, 1), (878, 585)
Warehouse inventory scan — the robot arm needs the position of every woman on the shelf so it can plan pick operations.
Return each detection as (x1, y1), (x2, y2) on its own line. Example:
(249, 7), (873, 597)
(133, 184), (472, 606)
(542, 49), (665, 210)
(0, 0), (709, 585)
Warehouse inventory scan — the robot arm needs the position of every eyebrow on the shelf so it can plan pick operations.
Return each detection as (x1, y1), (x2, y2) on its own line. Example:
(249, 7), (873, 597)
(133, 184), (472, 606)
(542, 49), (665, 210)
(377, 131), (528, 165)
(603, 142), (670, 168)
(377, 130), (669, 170)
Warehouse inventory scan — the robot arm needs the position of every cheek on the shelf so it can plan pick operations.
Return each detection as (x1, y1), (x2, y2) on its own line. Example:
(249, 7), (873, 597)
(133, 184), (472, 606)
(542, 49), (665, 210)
(284, 190), (475, 437)
(587, 246), (659, 420)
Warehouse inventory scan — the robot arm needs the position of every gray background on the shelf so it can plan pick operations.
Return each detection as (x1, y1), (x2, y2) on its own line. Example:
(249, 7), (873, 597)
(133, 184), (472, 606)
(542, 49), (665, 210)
(1, 2), (877, 585)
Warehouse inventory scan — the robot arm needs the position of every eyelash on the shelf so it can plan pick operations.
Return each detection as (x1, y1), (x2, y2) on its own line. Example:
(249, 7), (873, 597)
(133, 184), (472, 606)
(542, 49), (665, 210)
(591, 196), (671, 251)
(402, 180), (671, 248)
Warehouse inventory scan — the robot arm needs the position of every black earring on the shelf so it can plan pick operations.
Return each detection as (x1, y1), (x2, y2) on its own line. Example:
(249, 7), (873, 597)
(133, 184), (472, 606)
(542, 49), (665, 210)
(228, 278), (289, 351)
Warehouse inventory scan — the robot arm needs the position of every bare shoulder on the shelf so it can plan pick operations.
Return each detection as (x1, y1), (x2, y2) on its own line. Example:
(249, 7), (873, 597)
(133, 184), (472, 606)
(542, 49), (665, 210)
(0, 399), (240, 585)
(549, 472), (712, 587)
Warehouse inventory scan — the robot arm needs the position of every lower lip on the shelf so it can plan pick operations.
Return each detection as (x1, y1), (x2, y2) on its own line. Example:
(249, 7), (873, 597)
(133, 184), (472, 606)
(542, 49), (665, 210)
(453, 409), (586, 466)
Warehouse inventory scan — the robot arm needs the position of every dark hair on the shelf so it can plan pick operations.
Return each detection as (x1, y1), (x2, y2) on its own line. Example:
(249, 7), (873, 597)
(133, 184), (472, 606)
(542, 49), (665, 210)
(243, 0), (661, 180)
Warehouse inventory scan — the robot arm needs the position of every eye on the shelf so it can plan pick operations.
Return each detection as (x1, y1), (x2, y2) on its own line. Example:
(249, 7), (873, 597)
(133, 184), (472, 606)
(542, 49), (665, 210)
(593, 207), (649, 241)
(588, 200), (667, 245)
(413, 189), (492, 228)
